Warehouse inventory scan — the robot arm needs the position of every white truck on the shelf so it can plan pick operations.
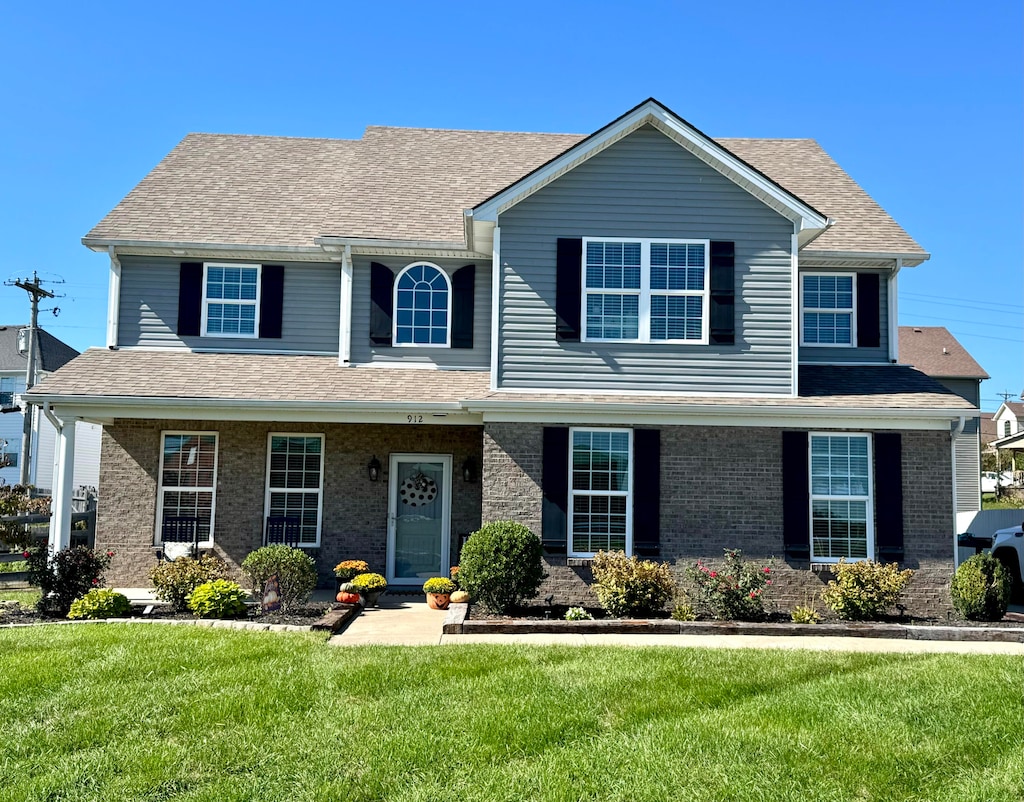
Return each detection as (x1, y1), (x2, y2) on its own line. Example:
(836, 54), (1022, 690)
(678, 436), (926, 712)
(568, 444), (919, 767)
(990, 523), (1024, 602)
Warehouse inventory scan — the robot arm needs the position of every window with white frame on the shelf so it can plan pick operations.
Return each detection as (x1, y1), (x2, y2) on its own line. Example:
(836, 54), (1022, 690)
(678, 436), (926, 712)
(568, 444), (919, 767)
(809, 433), (872, 561)
(202, 263), (260, 337)
(394, 262), (451, 346)
(0, 436), (20, 468)
(569, 428), (632, 556)
(0, 376), (25, 408)
(1004, 420), (1012, 438)
(265, 434), (324, 546)
(583, 238), (709, 343)
(801, 273), (855, 346)
(157, 432), (218, 543)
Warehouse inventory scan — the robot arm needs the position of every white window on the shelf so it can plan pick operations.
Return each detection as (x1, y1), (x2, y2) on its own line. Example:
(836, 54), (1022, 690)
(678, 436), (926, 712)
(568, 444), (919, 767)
(0, 436), (19, 468)
(809, 433), (873, 562)
(1004, 420), (1012, 438)
(801, 273), (855, 346)
(202, 263), (261, 337)
(582, 238), (709, 344)
(265, 434), (324, 546)
(0, 377), (24, 408)
(569, 428), (632, 557)
(157, 432), (218, 544)
(394, 262), (451, 346)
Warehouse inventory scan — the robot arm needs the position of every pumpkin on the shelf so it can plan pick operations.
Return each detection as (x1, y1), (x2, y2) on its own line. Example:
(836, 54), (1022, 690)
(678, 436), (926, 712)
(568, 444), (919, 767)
(339, 582), (357, 593)
(450, 590), (470, 604)
(336, 591), (361, 604)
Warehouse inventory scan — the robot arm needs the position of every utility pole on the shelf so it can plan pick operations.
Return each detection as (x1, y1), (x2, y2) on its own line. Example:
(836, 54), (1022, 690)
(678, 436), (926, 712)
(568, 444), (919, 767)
(7, 273), (54, 487)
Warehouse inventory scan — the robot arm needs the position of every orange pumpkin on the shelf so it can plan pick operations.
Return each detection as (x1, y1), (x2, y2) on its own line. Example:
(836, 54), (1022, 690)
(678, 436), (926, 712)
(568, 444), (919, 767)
(337, 591), (361, 604)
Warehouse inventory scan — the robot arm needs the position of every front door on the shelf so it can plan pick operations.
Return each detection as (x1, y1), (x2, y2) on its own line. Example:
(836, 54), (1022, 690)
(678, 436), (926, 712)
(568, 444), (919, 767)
(387, 454), (452, 586)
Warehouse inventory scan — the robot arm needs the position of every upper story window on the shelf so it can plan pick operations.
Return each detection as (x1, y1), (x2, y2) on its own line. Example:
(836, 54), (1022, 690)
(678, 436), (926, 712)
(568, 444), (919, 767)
(0, 377), (25, 408)
(801, 273), (855, 347)
(582, 238), (709, 344)
(394, 262), (451, 347)
(202, 264), (261, 338)
(1004, 420), (1013, 438)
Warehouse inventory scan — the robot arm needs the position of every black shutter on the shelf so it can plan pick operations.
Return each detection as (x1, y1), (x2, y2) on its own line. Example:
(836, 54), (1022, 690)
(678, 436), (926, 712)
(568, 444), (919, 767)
(259, 265), (284, 339)
(632, 429), (661, 557)
(370, 262), (395, 346)
(555, 238), (582, 341)
(857, 273), (881, 348)
(541, 427), (569, 554)
(781, 431), (810, 560)
(709, 241), (735, 345)
(451, 265), (475, 349)
(177, 262), (203, 336)
(874, 432), (904, 562)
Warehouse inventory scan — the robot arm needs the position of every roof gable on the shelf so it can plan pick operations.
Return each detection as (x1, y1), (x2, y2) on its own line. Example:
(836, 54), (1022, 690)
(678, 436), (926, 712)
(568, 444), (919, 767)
(897, 326), (988, 379)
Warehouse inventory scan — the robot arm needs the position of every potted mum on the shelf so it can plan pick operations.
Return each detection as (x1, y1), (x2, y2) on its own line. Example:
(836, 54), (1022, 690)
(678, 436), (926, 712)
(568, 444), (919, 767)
(423, 576), (457, 610)
(334, 559), (369, 593)
(351, 572), (387, 607)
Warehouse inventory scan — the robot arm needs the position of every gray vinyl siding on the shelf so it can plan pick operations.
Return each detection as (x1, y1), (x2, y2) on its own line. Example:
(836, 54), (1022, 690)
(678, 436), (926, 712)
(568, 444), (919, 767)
(798, 268), (889, 364)
(954, 418), (981, 514)
(117, 256), (341, 353)
(349, 256), (491, 369)
(496, 125), (796, 394)
(935, 378), (981, 407)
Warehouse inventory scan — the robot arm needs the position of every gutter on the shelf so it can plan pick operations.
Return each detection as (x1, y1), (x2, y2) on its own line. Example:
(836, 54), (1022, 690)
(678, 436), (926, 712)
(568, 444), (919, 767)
(27, 393), (469, 414)
(82, 238), (326, 256)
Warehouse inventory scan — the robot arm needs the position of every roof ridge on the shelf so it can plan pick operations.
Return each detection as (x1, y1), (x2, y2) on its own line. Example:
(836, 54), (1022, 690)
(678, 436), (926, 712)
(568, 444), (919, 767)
(363, 124), (584, 137)
(182, 131), (362, 144)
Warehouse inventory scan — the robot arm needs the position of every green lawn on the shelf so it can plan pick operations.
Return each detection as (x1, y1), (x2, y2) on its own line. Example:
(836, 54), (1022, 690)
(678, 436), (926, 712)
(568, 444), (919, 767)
(982, 493), (1024, 510)
(1, 626), (1021, 802)
(0, 588), (38, 605)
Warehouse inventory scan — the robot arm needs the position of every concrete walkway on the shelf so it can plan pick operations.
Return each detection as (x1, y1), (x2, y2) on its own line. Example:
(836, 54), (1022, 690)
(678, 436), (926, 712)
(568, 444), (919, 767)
(329, 594), (447, 646)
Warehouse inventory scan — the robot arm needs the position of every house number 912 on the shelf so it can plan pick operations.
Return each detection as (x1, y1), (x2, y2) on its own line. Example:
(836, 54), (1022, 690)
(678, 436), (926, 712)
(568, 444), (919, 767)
(406, 415), (424, 424)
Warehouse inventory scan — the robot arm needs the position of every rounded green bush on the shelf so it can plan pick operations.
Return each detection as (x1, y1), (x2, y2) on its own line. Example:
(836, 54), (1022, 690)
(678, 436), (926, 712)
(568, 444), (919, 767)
(241, 545), (317, 612)
(67, 588), (131, 620)
(950, 553), (1011, 621)
(458, 521), (545, 614)
(187, 579), (248, 619)
(149, 554), (229, 612)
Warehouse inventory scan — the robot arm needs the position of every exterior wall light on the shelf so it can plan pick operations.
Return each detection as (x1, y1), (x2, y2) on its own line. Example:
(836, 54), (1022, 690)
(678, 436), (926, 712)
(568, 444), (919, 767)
(367, 456), (382, 482)
(462, 456), (478, 483)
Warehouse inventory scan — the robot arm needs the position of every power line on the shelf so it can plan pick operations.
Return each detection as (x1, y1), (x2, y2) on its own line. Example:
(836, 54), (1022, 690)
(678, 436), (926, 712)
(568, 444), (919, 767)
(901, 313), (1022, 331)
(901, 291), (1024, 313)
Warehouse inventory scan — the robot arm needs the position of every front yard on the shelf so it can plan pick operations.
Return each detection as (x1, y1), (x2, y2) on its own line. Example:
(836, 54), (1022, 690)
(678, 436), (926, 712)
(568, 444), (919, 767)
(2, 626), (1021, 801)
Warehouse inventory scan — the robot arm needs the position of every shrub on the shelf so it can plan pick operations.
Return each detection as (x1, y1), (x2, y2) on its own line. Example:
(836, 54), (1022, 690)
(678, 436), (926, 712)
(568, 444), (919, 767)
(241, 545), (317, 612)
(820, 559), (914, 621)
(670, 602), (696, 621)
(187, 580), (248, 618)
(686, 549), (773, 622)
(149, 554), (229, 612)
(351, 572), (387, 593)
(791, 605), (820, 624)
(24, 545), (113, 617)
(565, 606), (593, 621)
(67, 588), (131, 620)
(423, 576), (456, 595)
(591, 550), (675, 618)
(950, 553), (1011, 621)
(457, 521), (546, 614)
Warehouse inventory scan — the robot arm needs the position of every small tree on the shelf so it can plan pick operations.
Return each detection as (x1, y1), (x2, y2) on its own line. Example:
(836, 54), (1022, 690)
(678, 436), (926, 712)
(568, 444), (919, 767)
(458, 521), (546, 613)
(950, 553), (1011, 621)
(241, 545), (317, 612)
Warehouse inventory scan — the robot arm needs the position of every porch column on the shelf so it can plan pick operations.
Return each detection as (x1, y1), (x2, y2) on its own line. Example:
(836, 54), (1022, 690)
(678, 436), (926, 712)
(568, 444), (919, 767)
(47, 418), (76, 552)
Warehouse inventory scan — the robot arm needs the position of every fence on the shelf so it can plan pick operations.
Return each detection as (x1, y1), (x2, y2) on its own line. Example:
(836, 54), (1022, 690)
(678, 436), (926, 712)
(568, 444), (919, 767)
(0, 489), (97, 552)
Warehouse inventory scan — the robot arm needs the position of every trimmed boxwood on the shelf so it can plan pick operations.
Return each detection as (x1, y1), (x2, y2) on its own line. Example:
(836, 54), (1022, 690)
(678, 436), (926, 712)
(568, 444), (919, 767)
(951, 553), (1011, 621)
(457, 521), (545, 614)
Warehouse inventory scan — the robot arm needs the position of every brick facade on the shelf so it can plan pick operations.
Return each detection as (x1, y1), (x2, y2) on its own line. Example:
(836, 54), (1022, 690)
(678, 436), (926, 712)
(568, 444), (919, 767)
(97, 420), (483, 587)
(482, 422), (955, 617)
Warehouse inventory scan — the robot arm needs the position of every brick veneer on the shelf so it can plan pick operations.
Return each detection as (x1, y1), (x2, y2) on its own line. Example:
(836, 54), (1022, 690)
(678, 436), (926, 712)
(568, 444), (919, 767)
(97, 420), (483, 587)
(481, 423), (955, 617)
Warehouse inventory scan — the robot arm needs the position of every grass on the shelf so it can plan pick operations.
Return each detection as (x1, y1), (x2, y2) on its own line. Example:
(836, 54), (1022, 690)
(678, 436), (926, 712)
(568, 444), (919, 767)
(0, 627), (1021, 801)
(982, 493), (1024, 510)
(0, 588), (38, 605)
(0, 559), (26, 573)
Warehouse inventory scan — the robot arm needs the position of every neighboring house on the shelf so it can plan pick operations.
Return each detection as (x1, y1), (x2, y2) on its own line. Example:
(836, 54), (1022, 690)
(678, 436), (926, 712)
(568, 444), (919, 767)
(981, 413), (1000, 452)
(0, 325), (102, 492)
(30, 99), (977, 615)
(897, 326), (988, 515)
(991, 401), (1024, 476)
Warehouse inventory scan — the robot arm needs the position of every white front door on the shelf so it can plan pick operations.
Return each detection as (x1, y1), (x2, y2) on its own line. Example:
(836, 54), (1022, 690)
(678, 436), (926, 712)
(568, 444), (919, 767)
(387, 454), (452, 586)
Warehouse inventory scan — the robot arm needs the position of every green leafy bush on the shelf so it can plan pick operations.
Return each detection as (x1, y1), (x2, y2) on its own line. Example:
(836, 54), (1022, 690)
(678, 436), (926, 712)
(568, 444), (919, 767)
(423, 577), (456, 594)
(820, 559), (914, 621)
(241, 545), (317, 612)
(149, 554), (229, 612)
(950, 553), (1011, 621)
(67, 588), (131, 620)
(591, 550), (675, 618)
(686, 549), (773, 622)
(564, 606), (593, 621)
(0, 560), (27, 574)
(791, 605), (820, 624)
(187, 580), (248, 618)
(457, 521), (546, 613)
(670, 602), (696, 621)
(24, 545), (113, 617)
(351, 572), (387, 593)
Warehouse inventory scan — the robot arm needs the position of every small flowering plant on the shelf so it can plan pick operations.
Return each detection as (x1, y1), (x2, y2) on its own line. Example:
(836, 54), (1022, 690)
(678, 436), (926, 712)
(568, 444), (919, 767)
(351, 572), (387, 594)
(686, 549), (773, 622)
(449, 565), (460, 589)
(24, 545), (114, 617)
(334, 559), (369, 581)
(423, 576), (457, 595)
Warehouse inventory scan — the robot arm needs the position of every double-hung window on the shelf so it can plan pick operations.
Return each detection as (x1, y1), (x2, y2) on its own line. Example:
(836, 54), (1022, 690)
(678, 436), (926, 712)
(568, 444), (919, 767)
(202, 263), (261, 337)
(0, 377), (24, 408)
(569, 428), (632, 557)
(801, 273), (855, 346)
(809, 433), (872, 562)
(394, 262), (451, 346)
(265, 434), (324, 546)
(0, 436), (20, 468)
(582, 238), (709, 344)
(157, 432), (218, 544)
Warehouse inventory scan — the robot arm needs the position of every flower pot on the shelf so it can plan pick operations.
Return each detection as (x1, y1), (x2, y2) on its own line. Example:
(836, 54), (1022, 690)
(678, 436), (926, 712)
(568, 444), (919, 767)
(362, 590), (383, 607)
(426, 592), (451, 610)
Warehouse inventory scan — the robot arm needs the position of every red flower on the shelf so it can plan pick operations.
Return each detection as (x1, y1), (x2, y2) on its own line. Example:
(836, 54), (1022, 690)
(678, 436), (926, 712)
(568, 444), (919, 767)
(763, 567), (771, 574)
(91, 578), (99, 585)
(766, 580), (772, 586)
(749, 591), (756, 598)
(22, 551), (30, 558)
(107, 551), (115, 557)
(709, 571), (717, 578)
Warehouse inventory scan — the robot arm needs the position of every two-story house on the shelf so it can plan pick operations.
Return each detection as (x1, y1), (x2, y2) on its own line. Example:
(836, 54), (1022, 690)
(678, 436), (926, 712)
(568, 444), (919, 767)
(31, 99), (977, 614)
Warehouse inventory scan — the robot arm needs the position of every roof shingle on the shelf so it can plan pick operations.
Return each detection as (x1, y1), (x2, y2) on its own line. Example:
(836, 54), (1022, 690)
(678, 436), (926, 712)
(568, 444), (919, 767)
(897, 326), (989, 379)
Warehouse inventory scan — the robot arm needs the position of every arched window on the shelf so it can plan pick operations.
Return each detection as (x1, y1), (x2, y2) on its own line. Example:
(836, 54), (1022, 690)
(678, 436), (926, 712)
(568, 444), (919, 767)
(394, 262), (451, 346)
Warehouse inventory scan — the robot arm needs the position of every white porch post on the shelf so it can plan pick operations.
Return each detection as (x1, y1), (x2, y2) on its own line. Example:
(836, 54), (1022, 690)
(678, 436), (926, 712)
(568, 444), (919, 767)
(47, 418), (76, 552)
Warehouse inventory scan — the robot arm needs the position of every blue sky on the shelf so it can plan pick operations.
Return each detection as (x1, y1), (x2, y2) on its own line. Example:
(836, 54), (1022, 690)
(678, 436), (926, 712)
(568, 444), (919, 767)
(1, 1), (1020, 408)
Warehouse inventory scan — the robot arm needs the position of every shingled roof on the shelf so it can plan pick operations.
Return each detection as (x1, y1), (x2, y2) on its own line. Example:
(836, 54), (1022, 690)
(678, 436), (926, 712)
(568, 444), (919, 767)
(86, 114), (925, 258)
(898, 326), (989, 379)
(0, 325), (79, 373)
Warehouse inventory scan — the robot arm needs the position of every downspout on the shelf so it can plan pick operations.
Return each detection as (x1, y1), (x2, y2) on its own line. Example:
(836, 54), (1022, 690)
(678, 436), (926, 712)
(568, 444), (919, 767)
(951, 414), (966, 568)
(41, 400), (62, 434)
(888, 259), (902, 363)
